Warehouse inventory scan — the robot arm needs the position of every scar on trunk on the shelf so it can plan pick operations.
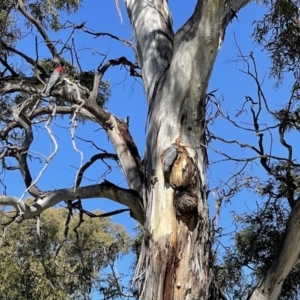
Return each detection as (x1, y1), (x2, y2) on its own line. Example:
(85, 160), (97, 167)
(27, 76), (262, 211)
(161, 144), (199, 224)
(161, 144), (197, 189)
(163, 241), (179, 300)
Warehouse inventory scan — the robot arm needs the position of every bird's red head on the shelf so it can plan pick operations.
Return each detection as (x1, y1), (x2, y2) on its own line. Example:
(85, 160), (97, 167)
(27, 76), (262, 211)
(55, 66), (64, 74)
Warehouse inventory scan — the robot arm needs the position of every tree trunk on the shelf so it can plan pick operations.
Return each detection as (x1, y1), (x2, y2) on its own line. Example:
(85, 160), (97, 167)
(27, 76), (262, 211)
(126, 0), (251, 299)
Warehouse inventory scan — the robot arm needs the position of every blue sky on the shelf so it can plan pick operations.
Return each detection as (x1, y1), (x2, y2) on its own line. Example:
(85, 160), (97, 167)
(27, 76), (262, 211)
(3, 0), (298, 297)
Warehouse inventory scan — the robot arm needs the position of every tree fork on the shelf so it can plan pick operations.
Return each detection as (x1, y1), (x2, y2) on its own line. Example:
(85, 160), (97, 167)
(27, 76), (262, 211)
(126, 0), (251, 299)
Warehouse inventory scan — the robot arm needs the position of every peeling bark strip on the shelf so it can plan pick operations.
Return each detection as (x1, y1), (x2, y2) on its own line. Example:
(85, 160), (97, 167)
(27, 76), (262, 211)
(163, 240), (178, 300)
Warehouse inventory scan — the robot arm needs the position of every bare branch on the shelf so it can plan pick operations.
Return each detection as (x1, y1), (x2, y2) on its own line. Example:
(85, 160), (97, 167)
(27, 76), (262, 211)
(0, 180), (144, 224)
(0, 106), (73, 140)
(16, 0), (60, 63)
(89, 56), (140, 104)
(80, 28), (133, 48)
(71, 205), (130, 218)
(0, 57), (19, 77)
(278, 123), (295, 207)
(105, 116), (144, 196)
(0, 39), (46, 74)
(21, 101), (59, 200)
(75, 153), (118, 188)
(11, 96), (43, 197)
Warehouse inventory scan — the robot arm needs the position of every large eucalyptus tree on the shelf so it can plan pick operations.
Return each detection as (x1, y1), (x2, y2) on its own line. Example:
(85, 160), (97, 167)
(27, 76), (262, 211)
(1, 0), (300, 299)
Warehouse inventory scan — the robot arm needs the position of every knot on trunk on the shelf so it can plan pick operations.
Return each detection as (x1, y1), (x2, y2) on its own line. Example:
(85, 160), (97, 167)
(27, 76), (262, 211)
(174, 191), (197, 216)
(161, 144), (197, 189)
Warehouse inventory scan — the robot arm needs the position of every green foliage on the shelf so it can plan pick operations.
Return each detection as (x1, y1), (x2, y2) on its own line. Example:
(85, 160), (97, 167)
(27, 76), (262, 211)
(77, 71), (110, 107)
(253, 0), (300, 84)
(26, 0), (80, 31)
(0, 207), (131, 300)
(130, 225), (143, 267)
(217, 199), (300, 299)
(0, 0), (20, 46)
(129, 225), (143, 298)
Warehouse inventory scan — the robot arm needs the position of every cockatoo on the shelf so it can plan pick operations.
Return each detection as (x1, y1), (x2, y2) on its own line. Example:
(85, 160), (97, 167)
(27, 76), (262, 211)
(42, 66), (64, 96)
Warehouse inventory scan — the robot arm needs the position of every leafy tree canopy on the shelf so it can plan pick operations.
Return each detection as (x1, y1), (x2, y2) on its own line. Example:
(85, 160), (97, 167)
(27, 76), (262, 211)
(0, 205), (132, 300)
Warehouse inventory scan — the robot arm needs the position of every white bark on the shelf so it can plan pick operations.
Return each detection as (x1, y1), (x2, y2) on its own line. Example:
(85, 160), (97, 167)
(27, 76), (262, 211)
(126, 0), (252, 299)
(105, 115), (143, 197)
(0, 181), (143, 223)
(125, 0), (173, 103)
(249, 200), (300, 300)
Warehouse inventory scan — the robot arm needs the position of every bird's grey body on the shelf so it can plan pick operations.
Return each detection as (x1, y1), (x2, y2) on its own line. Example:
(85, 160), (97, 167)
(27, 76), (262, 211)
(42, 66), (64, 96)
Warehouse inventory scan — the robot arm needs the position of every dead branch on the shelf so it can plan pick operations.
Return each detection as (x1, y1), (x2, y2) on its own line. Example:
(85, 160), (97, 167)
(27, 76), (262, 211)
(70, 205), (130, 218)
(89, 56), (141, 104)
(80, 27), (134, 49)
(75, 153), (118, 188)
(10, 96), (43, 197)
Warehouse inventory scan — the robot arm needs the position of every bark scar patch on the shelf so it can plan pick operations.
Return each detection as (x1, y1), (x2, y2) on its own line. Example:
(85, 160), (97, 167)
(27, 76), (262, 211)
(163, 242), (178, 300)
(161, 144), (197, 189)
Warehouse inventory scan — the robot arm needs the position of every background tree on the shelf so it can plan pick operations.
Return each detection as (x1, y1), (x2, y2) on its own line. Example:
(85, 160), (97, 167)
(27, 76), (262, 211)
(0, 205), (131, 300)
(1, 0), (300, 299)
